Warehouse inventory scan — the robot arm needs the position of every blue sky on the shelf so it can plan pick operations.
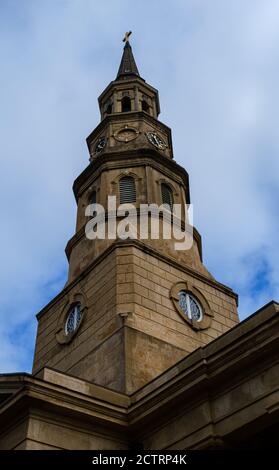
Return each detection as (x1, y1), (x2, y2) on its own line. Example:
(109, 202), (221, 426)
(0, 0), (279, 372)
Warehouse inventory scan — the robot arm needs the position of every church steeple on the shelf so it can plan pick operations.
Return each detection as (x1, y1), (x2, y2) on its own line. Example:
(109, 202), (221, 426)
(116, 39), (140, 80)
(32, 36), (239, 396)
(96, 34), (160, 123)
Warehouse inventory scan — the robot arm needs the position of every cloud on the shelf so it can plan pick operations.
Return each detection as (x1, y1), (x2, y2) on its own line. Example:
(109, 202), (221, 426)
(0, 0), (278, 372)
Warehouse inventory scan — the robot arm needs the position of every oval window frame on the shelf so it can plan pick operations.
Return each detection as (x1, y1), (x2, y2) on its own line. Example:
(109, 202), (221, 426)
(56, 293), (87, 345)
(170, 282), (213, 330)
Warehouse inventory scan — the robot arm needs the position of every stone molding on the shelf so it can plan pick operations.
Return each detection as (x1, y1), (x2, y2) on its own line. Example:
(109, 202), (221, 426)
(36, 238), (237, 322)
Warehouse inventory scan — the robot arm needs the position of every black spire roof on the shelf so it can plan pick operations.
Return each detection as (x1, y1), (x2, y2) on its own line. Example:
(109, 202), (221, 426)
(116, 41), (140, 80)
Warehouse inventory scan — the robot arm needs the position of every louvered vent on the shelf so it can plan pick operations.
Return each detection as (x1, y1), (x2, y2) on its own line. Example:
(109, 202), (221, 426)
(119, 176), (136, 204)
(161, 183), (173, 210)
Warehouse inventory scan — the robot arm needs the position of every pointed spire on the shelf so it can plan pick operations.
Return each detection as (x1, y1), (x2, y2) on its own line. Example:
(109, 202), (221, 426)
(116, 37), (140, 80)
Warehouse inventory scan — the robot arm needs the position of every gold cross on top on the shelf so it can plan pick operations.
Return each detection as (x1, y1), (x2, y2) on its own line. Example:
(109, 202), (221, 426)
(123, 31), (132, 43)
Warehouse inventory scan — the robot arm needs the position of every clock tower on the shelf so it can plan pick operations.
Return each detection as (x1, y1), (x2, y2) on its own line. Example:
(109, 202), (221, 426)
(32, 37), (239, 394)
(2, 35), (277, 452)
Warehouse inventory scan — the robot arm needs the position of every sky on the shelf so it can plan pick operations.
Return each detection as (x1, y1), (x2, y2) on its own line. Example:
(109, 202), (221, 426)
(0, 0), (279, 373)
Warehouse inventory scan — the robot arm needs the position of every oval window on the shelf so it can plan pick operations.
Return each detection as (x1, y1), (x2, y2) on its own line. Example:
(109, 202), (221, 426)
(65, 303), (82, 335)
(178, 291), (203, 322)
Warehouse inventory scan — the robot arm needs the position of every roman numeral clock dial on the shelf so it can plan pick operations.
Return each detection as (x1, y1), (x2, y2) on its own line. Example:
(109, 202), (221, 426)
(146, 131), (167, 150)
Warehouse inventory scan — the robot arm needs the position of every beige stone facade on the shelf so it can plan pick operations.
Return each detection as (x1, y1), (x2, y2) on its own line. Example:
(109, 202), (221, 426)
(0, 301), (278, 449)
(28, 39), (239, 396)
(0, 40), (278, 450)
(32, 242), (238, 394)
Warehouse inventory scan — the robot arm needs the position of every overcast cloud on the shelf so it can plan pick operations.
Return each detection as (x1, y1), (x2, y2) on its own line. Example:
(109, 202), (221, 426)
(0, 0), (279, 372)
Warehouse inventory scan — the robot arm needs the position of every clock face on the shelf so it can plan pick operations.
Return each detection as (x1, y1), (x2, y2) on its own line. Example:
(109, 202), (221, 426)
(146, 131), (167, 150)
(94, 136), (107, 154)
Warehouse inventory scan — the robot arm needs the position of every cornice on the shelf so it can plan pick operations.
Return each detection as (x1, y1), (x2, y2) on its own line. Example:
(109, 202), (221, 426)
(127, 303), (279, 431)
(73, 148), (190, 203)
(65, 214), (202, 261)
(0, 374), (129, 429)
(1, 302), (278, 444)
(36, 237), (237, 322)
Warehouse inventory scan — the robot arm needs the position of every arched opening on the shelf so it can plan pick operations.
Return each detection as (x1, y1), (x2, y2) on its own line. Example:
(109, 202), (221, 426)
(142, 100), (149, 113)
(105, 103), (112, 115)
(119, 176), (136, 204)
(90, 191), (96, 205)
(161, 183), (173, 210)
(89, 190), (97, 218)
(121, 96), (131, 113)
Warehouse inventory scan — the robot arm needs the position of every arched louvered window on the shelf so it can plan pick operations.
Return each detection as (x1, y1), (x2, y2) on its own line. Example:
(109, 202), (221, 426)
(119, 176), (136, 204)
(121, 96), (131, 112)
(161, 183), (173, 210)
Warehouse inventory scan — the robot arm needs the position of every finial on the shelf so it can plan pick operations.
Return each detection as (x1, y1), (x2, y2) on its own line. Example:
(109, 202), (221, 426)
(116, 31), (139, 79)
(123, 31), (132, 43)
